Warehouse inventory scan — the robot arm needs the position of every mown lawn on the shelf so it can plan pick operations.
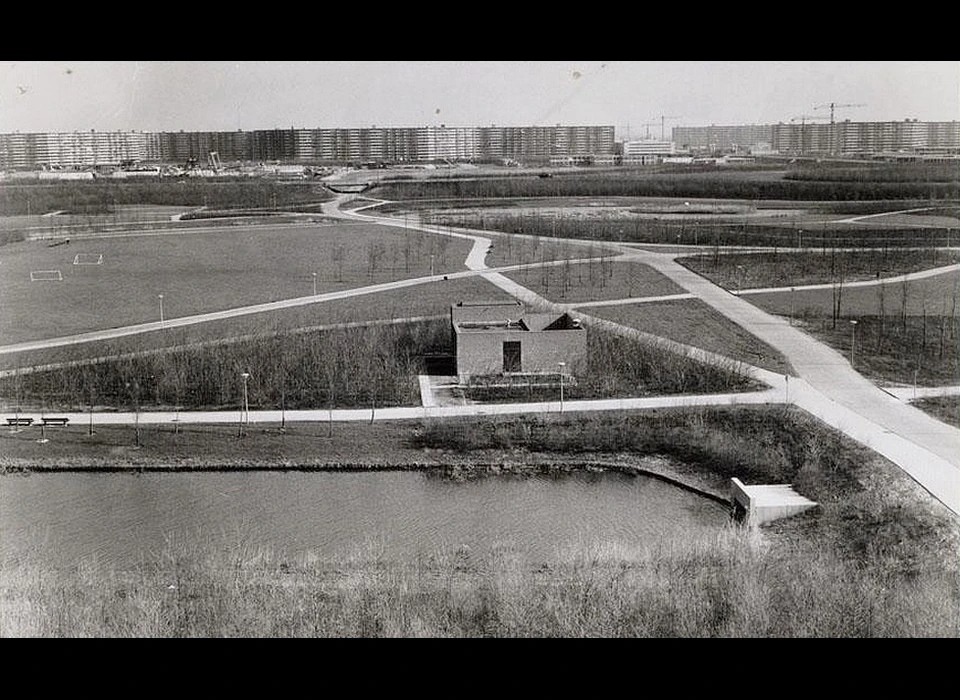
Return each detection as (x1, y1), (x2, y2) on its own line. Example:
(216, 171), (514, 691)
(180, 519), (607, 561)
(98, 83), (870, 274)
(0, 222), (473, 345)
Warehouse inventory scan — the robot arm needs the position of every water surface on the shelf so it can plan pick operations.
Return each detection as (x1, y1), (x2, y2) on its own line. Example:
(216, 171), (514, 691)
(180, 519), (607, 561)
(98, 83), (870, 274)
(1, 468), (728, 570)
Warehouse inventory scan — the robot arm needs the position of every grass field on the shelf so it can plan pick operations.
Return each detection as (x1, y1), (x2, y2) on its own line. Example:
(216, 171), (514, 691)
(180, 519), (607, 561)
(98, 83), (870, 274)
(583, 299), (792, 376)
(0, 275), (516, 372)
(745, 269), (960, 318)
(794, 315), (960, 387)
(679, 249), (960, 290)
(0, 221), (474, 346)
(500, 258), (686, 303)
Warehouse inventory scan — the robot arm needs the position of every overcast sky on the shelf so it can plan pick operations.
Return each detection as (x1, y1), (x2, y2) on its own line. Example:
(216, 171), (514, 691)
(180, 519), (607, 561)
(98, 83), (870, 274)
(1, 61), (957, 136)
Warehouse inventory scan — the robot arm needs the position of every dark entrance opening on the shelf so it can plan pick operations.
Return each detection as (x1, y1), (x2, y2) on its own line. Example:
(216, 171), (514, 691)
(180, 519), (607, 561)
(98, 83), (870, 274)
(503, 341), (521, 373)
(423, 354), (456, 376)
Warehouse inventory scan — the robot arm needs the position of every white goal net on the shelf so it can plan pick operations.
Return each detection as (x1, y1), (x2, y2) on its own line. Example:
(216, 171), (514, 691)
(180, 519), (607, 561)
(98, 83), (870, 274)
(30, 270), (63, 281)
(73, 253), (103, 265)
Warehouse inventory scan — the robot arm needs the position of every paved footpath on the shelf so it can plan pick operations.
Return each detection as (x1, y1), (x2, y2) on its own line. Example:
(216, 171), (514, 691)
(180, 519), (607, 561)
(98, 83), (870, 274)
(419, 208), (960, 516)
(6, 194), (960, 515)
(630, 251), (960, 514)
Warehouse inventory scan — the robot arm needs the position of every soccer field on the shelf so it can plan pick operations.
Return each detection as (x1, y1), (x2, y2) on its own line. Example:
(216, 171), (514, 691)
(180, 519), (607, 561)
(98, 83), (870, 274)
(0, 221), (474, 346)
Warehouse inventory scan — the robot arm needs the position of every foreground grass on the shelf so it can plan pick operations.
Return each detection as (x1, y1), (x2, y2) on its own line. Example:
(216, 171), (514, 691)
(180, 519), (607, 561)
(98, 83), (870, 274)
(3, 524), (957, 637)
(2, 406), (957, 637)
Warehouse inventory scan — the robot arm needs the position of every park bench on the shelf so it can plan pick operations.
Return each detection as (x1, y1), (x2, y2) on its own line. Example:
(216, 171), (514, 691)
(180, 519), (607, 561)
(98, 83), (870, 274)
(41, 417), (70, 426)
(6, 417), (34, 426)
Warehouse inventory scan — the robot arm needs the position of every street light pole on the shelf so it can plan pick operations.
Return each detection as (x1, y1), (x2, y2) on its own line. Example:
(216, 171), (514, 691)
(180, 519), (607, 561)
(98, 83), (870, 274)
(312, 272), (317, 296)
(158, 294), (164, 327)
(126, 381), (140, 447)
(850, 320), (858, 368)
(242, 372), (250, 430)
(736, 265), (745, 296)
(558, 361), (566, 413)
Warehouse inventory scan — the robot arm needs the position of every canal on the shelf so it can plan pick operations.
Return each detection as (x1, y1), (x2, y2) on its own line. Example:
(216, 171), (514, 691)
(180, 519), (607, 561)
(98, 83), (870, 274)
(1, 466), (730, 571)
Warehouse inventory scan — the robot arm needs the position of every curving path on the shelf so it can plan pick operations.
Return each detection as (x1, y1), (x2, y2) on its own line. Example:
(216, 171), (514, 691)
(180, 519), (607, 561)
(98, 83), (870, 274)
(5, 194), (959, 515)
(352, 199), (960, 515)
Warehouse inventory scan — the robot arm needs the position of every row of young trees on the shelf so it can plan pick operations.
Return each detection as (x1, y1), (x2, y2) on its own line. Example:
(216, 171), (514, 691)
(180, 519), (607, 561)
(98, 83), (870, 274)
(3, 313), (756, 414)
(423, 210), (958, 249)
(373, 172), (957, 202)
(808, 288), (960, 386)
(0, 180), (331, 217)
(683, 249), (960, 291)
(785, 163), (960, 184)
(1, 320), (452, 413)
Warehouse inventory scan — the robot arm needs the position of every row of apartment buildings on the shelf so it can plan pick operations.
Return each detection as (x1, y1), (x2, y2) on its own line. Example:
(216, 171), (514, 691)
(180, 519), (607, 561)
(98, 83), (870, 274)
(674, 121), (960, 156)
(0, 125), (616, 171)
(4, 120), (955, 171)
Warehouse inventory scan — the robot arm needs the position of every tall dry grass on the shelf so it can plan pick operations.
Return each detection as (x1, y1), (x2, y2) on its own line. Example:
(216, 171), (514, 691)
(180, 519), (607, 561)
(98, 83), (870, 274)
(3, 523), (956, 637)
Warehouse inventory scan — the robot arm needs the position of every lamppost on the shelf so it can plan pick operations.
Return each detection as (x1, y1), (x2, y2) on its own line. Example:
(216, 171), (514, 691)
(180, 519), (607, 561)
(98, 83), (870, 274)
(797, 229), (803, 249)
(849, 320), (858, 368)
(430, 254), (435, 276)
(239, 371), (251, 437)
(736, 265), (745, 296)
(558, 361), (566, 413)
(158, 294), (164, 327)
(88, 386), (95, 436)
(125, 381), (140, 448)
(790, 286), (796, 325)
(312, 272), (317, 296)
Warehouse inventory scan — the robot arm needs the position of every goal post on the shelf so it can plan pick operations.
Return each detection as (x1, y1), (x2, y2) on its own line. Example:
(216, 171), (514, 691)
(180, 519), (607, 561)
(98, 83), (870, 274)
(30, 270), (63, 281)
(73, 253), (103, 265)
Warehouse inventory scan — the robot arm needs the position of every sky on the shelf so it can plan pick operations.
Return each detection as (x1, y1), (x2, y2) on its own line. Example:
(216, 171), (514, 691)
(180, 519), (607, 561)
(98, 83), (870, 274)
(1, 61), (957, 137)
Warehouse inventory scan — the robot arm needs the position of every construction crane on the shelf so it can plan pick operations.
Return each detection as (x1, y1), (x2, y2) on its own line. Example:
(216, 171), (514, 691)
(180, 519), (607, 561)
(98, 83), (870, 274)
(814, 103), (866, 155)
(626, 122), (660, 140)
(814, 102), (866, 124)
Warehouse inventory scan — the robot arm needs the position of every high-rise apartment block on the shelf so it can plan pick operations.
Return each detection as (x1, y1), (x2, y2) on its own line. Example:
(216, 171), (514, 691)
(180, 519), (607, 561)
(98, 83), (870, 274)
(770, 120), (959, 156)
(674, 121), (958, 156)
(0, 125), (616, 170)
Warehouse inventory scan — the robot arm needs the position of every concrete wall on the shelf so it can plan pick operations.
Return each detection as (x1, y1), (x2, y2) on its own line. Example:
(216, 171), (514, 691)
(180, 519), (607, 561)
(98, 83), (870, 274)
(455, 328), (586, 381)
(730, 478), (818, 527)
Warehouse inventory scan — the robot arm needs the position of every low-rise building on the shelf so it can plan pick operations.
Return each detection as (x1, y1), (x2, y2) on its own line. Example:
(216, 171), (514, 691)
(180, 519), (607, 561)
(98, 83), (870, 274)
(450, 301), (587, 383)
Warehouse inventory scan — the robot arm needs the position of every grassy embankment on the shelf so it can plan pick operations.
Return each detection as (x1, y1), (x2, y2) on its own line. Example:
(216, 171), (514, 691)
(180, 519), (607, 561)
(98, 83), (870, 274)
(0, 313), (758, 414)
(2, 406), (957, 637)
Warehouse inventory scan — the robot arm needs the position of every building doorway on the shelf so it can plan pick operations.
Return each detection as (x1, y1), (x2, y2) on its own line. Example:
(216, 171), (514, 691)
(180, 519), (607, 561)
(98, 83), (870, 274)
(503, 341), (521, 373)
